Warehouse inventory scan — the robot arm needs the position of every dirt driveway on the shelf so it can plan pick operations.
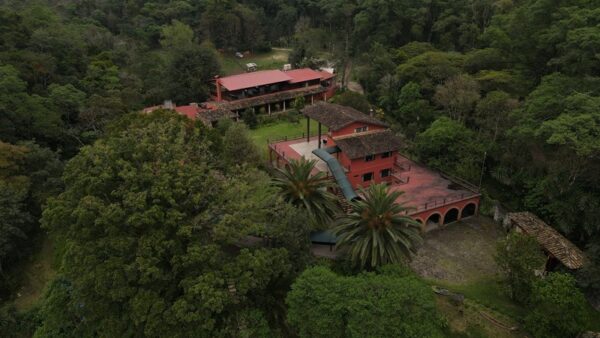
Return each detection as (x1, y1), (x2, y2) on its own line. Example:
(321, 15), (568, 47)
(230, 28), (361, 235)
(410, 216), (506, 284)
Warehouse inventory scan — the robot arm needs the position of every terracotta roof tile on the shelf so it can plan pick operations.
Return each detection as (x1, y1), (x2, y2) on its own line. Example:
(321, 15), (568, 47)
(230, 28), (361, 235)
(508, 212), (586, 269)
(302, 102), (388, 131)
(285, 68), (324, 83)
(334, 130), (404, 159)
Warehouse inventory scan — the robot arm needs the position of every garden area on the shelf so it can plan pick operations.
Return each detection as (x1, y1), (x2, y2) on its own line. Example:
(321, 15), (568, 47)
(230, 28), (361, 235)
(218, 48), (291, 75)
(248, 117), (326, 157)
(410, 216), (600, 337)
(409, 216), (525, 337)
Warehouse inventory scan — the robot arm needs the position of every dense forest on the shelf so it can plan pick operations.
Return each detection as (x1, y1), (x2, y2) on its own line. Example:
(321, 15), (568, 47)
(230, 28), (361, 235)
(1, 0), (599, 336)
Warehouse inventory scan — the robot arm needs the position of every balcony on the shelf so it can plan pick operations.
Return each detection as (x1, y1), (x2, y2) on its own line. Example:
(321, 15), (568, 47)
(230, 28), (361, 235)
(215, 85), (332, 111)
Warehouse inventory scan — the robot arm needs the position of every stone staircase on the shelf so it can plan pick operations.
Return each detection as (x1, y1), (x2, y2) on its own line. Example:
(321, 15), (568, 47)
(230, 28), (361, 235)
(335, 189), (352, 213)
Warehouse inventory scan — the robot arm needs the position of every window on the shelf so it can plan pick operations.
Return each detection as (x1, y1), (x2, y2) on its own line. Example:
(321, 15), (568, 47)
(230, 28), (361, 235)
(354, 126), (368, 133)
(381, 151), (391, 158)
(381, 168), (392, 178)
(362, 172), (373, 182)
(365, 154), (375, 162)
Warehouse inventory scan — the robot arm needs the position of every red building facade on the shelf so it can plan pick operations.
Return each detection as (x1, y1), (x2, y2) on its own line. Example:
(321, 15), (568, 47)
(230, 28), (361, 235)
(211, 68), (336, 116)
(269, 102), (481, 233)
(143, 67), (337, 127)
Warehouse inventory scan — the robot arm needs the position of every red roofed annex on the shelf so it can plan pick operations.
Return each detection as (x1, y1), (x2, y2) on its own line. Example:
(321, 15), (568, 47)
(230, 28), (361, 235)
(143, 67), (336, 127)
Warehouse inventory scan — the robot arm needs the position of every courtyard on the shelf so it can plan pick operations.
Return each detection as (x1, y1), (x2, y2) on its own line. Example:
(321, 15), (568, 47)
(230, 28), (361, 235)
(410, 216), (504, 284)
(409, 216), (528, 337)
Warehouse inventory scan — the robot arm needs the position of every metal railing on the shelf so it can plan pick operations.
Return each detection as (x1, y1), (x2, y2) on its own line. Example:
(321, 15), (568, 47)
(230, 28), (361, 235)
(409, 192), (479, 214)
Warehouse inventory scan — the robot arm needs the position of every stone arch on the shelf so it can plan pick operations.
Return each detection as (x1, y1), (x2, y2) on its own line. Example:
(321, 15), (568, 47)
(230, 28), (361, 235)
(443, 208), (460, 225)
(425, 213), (441, 232)
(461, 203), (477, 219)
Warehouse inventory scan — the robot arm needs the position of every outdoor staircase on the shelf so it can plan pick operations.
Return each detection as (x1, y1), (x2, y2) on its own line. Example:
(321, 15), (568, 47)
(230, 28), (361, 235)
(335, 189), (352, 213)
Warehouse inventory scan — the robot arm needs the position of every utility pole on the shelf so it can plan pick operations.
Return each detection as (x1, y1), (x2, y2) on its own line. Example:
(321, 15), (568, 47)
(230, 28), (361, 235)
(478, 151), (487, 192)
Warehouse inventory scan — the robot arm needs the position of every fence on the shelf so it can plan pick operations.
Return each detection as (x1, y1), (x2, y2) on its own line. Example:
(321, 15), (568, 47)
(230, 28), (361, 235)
(266, 130), (323, 144)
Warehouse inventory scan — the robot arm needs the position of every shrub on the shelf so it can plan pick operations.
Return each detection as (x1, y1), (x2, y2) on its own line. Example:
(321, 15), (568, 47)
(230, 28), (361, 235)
(292, 96), (305, 110)
(284, 109), (300, 123)
(494, 231), (546, 302)
(241, 108), (258, 129)
(330, 91), (371, 113)
(524, 273), (589, 338)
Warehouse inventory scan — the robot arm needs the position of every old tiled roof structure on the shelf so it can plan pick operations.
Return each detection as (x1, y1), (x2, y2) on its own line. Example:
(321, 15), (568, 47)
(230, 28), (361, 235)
(302, 102), (388, 131)
(334, 130), (404, 159)
(508, 212), (586, 269)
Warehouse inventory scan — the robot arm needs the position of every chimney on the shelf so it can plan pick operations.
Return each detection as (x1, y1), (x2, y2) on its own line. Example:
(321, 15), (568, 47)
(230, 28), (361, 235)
(163, 100), (174, 110)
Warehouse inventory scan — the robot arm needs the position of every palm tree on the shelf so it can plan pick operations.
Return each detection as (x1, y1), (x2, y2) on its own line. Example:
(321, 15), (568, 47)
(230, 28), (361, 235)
(333, 184), (422, 270)
(272, 158), (340, 228)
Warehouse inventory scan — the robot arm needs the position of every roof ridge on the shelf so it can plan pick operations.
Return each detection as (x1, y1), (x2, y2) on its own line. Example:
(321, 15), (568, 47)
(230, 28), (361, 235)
(332, 128), (389, 140)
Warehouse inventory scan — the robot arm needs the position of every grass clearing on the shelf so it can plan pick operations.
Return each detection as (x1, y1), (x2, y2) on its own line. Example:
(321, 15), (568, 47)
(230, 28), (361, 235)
(249, 119), (319, 147)
(13, 235), (56, 312)
(219, 48), (291, 75)
(249, 119), (327, 159)
(431, 278), (526, 320)
(437, 296), (526, 338)
(410, 218), (531, 336)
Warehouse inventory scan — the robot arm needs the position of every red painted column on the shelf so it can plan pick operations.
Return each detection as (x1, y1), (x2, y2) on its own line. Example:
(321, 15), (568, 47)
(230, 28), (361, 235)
(216, 79), (222, 102)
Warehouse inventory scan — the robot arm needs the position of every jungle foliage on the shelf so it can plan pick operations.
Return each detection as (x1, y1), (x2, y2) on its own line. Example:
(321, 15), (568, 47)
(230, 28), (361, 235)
(1, 0), (599, 336)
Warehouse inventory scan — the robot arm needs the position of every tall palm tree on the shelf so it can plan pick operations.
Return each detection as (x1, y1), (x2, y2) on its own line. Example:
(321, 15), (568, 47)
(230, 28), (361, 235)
(272, 158), (340, 228)
(333, 184), (422, 270)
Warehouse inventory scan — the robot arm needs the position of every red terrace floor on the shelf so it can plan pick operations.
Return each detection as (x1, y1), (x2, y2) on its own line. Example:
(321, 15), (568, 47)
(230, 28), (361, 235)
(269, 136), (480, 217)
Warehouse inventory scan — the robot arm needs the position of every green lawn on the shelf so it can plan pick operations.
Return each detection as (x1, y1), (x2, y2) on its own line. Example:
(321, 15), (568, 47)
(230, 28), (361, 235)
(219, 48), (291, 75)
(433, 278), (526, 319)
(250, 119), (324, 146)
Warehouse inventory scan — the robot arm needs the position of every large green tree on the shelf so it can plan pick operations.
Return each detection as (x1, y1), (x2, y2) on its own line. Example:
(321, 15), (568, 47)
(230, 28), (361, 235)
(415, 117), (486, 182)
(166, 43), (221, 104)
(333, 184), (422, 270)
(39, 112), (297, 336)
(495, 231), (546, 302)
(286, 265), (444, 338)
(524, 273), (591, 338)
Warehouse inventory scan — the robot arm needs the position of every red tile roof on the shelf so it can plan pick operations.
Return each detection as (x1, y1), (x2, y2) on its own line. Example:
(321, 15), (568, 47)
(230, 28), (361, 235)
(319, 71), (335, 80)
(218, 70), (292, 91)
(174, 105), (200, 120)
(217, 68), (335, 91)
(285, 68), (323, 83)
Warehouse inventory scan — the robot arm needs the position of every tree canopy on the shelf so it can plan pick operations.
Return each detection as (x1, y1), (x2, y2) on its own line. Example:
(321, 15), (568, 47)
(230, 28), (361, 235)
(38, 112), (306, 336)
(286, 265), (445, 338)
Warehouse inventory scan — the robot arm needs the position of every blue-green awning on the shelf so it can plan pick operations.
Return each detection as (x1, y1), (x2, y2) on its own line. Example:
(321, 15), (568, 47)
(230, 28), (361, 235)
(310, 230), (337, 244)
